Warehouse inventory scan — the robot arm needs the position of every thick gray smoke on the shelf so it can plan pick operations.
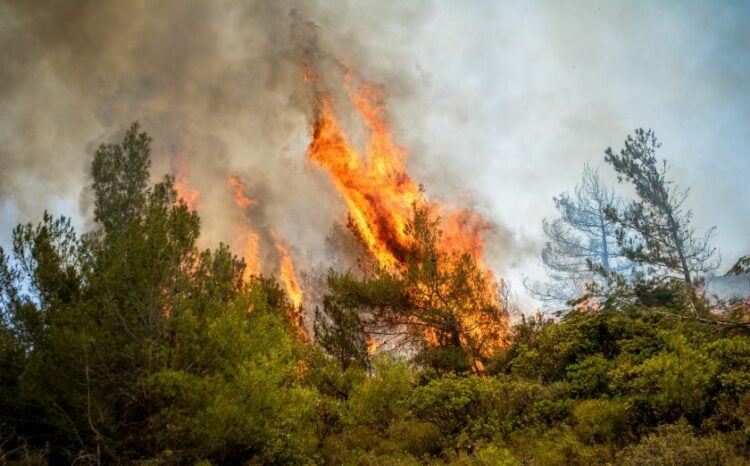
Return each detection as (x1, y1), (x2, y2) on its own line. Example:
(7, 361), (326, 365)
(0, 0), (524, 283)
(1, 1), (748, 309)
(1, 2), (305, 253)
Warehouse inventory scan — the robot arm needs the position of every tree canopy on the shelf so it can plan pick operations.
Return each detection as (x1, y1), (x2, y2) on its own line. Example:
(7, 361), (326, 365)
(0, 123), (748, 465)
(527, 164), (630, 305)
(316, 206), (508, 375)
(604, 129), (719, 285)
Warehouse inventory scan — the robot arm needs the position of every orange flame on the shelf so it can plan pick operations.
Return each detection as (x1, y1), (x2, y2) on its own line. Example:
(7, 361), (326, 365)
(239, 230), (261, 282)
(306, 75), (493, 273)
(305, 69), (507, 367)
(227, 174), (258, 210)
(366, 336), (379, 357)
(307, 92), (419, 269)
(271, 231), (304, 309)
(171, 133), (201, 210)
(174, 164), (201, 211)
(226, 174), (261, 281)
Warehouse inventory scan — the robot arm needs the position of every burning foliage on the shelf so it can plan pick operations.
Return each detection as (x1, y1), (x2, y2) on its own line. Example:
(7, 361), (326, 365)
(171, 132), (202, 211)
(226, 173), (263, 282)
(158, 55), (509, 361)
(305, 72), (495, 277)
(303, 65), (508, 372)
(170, 154), (308, 330)
(317, 207), (508, 374)
(271, 231), (303, 309)
(153, 26), (508, 372)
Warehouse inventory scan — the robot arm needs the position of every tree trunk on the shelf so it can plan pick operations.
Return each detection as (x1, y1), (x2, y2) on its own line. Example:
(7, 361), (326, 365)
(598, 206), (611, 272)
(665, 209), (691, 285)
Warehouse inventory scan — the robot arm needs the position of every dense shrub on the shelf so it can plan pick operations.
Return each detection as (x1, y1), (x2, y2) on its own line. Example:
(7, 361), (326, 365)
(616, 421), (743, 466)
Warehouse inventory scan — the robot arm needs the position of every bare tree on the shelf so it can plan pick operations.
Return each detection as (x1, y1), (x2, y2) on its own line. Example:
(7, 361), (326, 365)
(604, 128), (719, 285)
(526, 164), (629, 304)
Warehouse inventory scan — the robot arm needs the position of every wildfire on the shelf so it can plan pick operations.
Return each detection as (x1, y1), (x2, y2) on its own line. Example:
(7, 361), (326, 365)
(226, 174), (306, 316)
(227, 174), (258, 210)
(226, 174), (261, 280)
(305, 67), (507, 367)
(366, 336), (379, 357)
(171, 133), (201, 210)
(271, 231), (304, 309)
(161, 53), (506, 367)
(307, 90), (420, 269)
(174, 164), (201, 210)
(306, 75), (495, 272)
(239, 231), (262, 282)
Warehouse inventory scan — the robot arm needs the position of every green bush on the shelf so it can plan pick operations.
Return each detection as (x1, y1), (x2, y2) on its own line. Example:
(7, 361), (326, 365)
(572, 398), (630, 444)
(526, 425), (608, 466)
(448, 443), (518, 465)
(566, 354), (614, 397)
(344, 355), (413, 429)
(409, 375), (542, 441)
(706, 337), (750, 397)
(384, 420), (443, 457)
(615, 421), (742, 466)
(625, 334), (717, 422)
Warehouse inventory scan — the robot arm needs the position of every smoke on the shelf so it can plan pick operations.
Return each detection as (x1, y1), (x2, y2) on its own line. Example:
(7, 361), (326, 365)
(0, 0), (525, 287)
(1, 1), (748, 309)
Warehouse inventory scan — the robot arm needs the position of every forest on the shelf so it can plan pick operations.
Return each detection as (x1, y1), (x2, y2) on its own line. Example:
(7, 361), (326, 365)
(1, 123), (749, 465)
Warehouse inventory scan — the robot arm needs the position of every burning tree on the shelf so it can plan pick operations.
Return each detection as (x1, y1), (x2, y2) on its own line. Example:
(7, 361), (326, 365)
(316, 206), (508, 374)
(304, 65), (508, 373)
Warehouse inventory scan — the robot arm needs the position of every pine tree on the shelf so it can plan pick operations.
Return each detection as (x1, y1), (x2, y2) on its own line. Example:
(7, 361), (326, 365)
(604, 129), (719, 285)
(526, 164), (629, 304)
(319, 206), (507, 374)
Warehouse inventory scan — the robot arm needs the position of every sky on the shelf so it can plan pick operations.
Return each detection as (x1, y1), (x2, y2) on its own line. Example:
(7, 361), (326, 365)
(1, 0), (748, 309)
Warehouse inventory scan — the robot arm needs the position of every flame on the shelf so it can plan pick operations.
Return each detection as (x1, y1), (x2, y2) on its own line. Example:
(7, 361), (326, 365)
(366, 336), (379, 357)
(226, 174), (261, 280)
(174, 161), (201, 210)
(305, 69), (507, 368)
(227, 174), (258, 210)
(307, 75), (495, 271)
(273, 234), (308, 339)
(171, 133), (201, 210)
(270, 231), (304, 309)
(239, 230), (261, 281)
(307, 92), (419, 269)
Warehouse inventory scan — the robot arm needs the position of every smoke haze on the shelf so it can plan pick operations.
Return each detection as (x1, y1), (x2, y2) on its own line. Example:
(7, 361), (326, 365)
(1, 0), (748, 308)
